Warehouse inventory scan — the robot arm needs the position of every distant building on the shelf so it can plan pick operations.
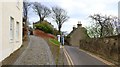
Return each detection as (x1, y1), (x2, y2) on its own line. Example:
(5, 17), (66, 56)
(68, 22), (89, 47)
(0, 1), (23, 63)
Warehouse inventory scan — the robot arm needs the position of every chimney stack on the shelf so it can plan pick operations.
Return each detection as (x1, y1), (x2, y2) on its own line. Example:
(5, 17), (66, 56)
(77, 21), (82, 28)
(73, 25), (76, 30)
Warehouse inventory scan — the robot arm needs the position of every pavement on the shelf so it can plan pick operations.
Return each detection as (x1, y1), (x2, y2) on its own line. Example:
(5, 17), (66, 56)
(13, 35), (55, 65)
(64, 45), (110, 66)
(2, 39), (29, 65)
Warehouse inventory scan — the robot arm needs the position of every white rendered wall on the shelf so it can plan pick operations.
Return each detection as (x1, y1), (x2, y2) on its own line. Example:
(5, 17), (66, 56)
(1, 1), (23, 62)
(0, 2), (2, 62)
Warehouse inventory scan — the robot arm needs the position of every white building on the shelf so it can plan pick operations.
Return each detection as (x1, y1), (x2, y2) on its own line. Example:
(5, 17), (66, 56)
(0, 0), (23, 63)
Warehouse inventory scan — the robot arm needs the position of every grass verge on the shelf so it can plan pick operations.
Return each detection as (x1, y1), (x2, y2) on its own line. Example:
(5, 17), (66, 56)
(49, 38), (60, 46)
(45, 38), (60, 65)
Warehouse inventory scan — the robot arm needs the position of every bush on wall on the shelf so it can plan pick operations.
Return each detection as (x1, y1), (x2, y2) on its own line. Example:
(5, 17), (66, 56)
(34, 21), (54, 34)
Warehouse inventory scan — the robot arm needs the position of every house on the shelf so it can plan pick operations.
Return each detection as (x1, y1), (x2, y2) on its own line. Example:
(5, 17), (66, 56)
(67, 22), (89, 47)
(0, 0), (23, 63)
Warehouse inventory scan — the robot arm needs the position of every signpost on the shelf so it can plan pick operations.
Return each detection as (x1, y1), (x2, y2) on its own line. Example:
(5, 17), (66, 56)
(57, 34), (64, 48)
(57, 35), (61, 42)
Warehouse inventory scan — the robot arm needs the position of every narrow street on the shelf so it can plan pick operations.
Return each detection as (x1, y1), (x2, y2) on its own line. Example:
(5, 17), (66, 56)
(64, 46), (110, 66)
(2, 36), (113, 66)
(13, 35), (55, 65)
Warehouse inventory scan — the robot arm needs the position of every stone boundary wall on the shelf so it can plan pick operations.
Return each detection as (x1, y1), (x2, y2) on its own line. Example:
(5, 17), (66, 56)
(79, 35), (120, 65)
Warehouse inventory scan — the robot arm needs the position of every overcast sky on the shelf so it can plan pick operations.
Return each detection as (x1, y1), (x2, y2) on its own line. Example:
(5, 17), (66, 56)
(28, 0), (119, 33)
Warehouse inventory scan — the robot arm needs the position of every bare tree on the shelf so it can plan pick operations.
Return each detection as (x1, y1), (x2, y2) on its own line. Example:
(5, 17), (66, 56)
(89, 14), (115, 37)
(89, 14), (103, 37)
(112, 17), (120, 35)
(86, 24), (101, 38)
(32, 2), (51, 22)
(23, 0), (31, 40)
(52, 6), (69, 33)
(23, 0), (31, 22)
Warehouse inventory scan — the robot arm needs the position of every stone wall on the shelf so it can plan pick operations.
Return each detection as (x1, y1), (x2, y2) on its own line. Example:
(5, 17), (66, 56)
(79, 34), (120, 65)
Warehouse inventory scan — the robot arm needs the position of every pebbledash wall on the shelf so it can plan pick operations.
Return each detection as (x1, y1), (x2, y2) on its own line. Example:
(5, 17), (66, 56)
(0, 0), (23, 62)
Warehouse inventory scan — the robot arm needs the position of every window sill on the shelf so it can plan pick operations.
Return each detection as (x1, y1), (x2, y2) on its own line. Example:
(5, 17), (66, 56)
(10, 39), (14, 43)
(16, 41), (19, 43)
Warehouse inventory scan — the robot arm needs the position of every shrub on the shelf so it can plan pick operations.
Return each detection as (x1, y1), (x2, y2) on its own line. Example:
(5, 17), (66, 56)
(34, 22), (54, 34)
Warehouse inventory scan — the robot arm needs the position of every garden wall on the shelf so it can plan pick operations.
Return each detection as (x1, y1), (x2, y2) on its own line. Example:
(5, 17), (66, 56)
(79, 34), (120, 65)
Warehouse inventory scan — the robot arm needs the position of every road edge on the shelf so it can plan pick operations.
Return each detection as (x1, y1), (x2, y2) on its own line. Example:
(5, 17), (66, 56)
(78, 48), (115, 66)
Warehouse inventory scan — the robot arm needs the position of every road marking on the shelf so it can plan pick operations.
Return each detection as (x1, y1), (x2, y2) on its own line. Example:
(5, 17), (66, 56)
(64, 49), (71, 65)
(64, 49), (74, 65)
(63, 46), (74, 66)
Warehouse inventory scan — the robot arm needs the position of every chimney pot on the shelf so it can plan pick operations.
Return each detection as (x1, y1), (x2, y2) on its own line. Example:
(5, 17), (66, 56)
(77, 21), (82, 27)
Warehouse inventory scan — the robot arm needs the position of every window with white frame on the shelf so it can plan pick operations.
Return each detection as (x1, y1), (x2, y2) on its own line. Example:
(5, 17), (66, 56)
(10, 17), (14, 41)
(16, 22), (19, 41)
